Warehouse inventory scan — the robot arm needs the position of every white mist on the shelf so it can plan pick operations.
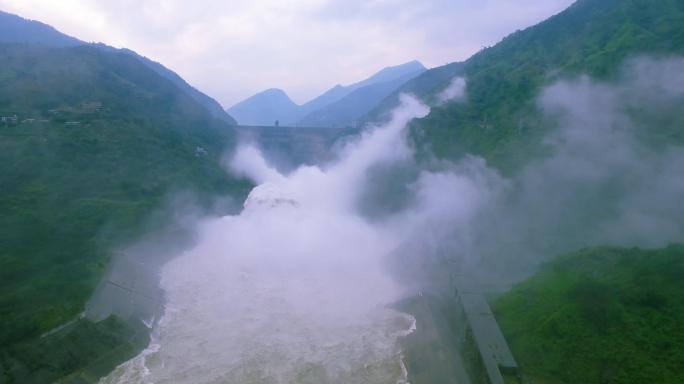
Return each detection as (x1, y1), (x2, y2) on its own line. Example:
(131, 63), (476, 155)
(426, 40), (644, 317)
(100, 95), (440, 384)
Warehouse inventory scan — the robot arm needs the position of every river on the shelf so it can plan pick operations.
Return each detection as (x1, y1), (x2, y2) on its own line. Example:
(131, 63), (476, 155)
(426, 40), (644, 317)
(99, 95), (433, 384)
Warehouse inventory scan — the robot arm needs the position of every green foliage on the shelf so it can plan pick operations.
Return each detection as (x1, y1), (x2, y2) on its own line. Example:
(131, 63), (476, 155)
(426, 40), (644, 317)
(493, 245), (684, 383)
(0, 43), (251, 378)
(400, 0), (684, 173)
(1, 316), (149, 384)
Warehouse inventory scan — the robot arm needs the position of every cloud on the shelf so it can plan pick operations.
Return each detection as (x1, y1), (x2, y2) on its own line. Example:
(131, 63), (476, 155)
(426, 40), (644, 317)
(463, 57), (684, 281)
(100, 94), (436, 382)
(437, 77), (467, 104)
(349, 57), (684, 288)
(0, 0), (574, 106)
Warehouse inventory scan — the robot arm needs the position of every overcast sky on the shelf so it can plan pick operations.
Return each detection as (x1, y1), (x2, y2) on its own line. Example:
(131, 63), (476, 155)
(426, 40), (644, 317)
(0, 0), (574, 107)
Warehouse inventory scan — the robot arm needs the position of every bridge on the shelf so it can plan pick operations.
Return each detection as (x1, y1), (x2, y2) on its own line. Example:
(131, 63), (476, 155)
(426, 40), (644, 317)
(233, 125), (359, 172)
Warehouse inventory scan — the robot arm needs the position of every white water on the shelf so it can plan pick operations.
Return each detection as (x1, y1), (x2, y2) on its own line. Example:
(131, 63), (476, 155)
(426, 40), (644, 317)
(101, 183), (416, 383)
(101, 227), (415, 382)
(99, 95), (434, 384)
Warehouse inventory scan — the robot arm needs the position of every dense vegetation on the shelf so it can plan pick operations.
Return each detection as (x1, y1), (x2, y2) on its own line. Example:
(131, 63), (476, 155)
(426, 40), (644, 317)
(494, 245), (684, 383)
(369, 0), (684, 173)
(2, 316), (149, 383)
(2, 1), (684, 382)
(0, 43), (251, 382)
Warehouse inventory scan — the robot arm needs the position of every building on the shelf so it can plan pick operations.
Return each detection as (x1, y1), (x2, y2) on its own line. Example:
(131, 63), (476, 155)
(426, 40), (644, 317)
(1, 115), (18, 124)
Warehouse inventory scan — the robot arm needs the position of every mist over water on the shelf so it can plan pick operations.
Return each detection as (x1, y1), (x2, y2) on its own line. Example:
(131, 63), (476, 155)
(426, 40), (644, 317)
(99, 58), (684, 383)
(100, 95), (447, 384)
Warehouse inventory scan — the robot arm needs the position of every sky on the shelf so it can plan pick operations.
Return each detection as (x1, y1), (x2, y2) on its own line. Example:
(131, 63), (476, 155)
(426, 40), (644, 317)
(0, 0), (574, 107)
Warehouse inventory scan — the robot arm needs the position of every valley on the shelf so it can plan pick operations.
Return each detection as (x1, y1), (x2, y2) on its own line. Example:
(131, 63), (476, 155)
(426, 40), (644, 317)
(1, 1), (684, 383)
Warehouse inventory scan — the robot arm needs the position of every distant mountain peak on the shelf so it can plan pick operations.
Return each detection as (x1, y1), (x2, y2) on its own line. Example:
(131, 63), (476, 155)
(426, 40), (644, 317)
(227, 88), (301, 126)
(259, 88), (293, 98)
(234, 88), (296, 105)
(363, 60), (427, 86)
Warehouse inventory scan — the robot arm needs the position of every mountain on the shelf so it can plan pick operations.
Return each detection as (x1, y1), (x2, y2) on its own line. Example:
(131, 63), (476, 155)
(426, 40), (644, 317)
(365, 61), (465, 121)
(302, 60), (427, 113)
(366, 0), (684, 173)
(98, 45), (237, 124)
(4, 1), (684, 382)
(0, 40), (250, 384)
(227, 88), (302, 126)
(0, 10), (236, 124)
(137, 52), (236, 123)
(299, 84), (349, 115)
(227, 61), (426, 127)
(297, 69), (426, 127)
(494, 245), (684, 383)
(0, 11), (81, 47)
(357, 60), (426, 86)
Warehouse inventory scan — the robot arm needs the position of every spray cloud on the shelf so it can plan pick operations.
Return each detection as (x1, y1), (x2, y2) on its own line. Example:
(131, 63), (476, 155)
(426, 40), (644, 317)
(101, 58), (684, 382)
(101, 91), (477, 383)
(459, 57), (684, 281)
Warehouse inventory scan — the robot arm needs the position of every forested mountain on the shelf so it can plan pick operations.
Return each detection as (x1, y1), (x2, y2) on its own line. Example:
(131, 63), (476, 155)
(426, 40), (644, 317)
(0, 43), (250, 383)
(227, 60), (426, 127)
(368, 0), (684, 173)
(96, 44), (237, 124)
(0, 10), (236, 124)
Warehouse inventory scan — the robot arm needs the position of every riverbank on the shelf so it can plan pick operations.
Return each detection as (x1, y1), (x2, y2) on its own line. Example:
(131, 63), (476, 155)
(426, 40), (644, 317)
(394, 294), (472, 384)
(0, 316), (149, 384)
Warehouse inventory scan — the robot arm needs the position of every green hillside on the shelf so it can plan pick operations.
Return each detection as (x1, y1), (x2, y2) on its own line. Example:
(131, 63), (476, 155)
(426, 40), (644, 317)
(0, 43), (251, 382)
(493, 245), (684, 383)
(0, 10), (236, 124)
(2, 1), (684, 382)
(371, 0), (684, 173)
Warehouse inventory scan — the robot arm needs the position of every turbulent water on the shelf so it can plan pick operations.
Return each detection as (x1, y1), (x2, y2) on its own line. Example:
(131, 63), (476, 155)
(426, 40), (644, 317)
(101, 185), (414, 384)
(99, 96), (434, 384)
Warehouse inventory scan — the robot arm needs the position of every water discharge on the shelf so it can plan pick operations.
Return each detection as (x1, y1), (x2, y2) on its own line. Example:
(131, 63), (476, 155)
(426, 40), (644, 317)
(100, 95), (433, 384)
